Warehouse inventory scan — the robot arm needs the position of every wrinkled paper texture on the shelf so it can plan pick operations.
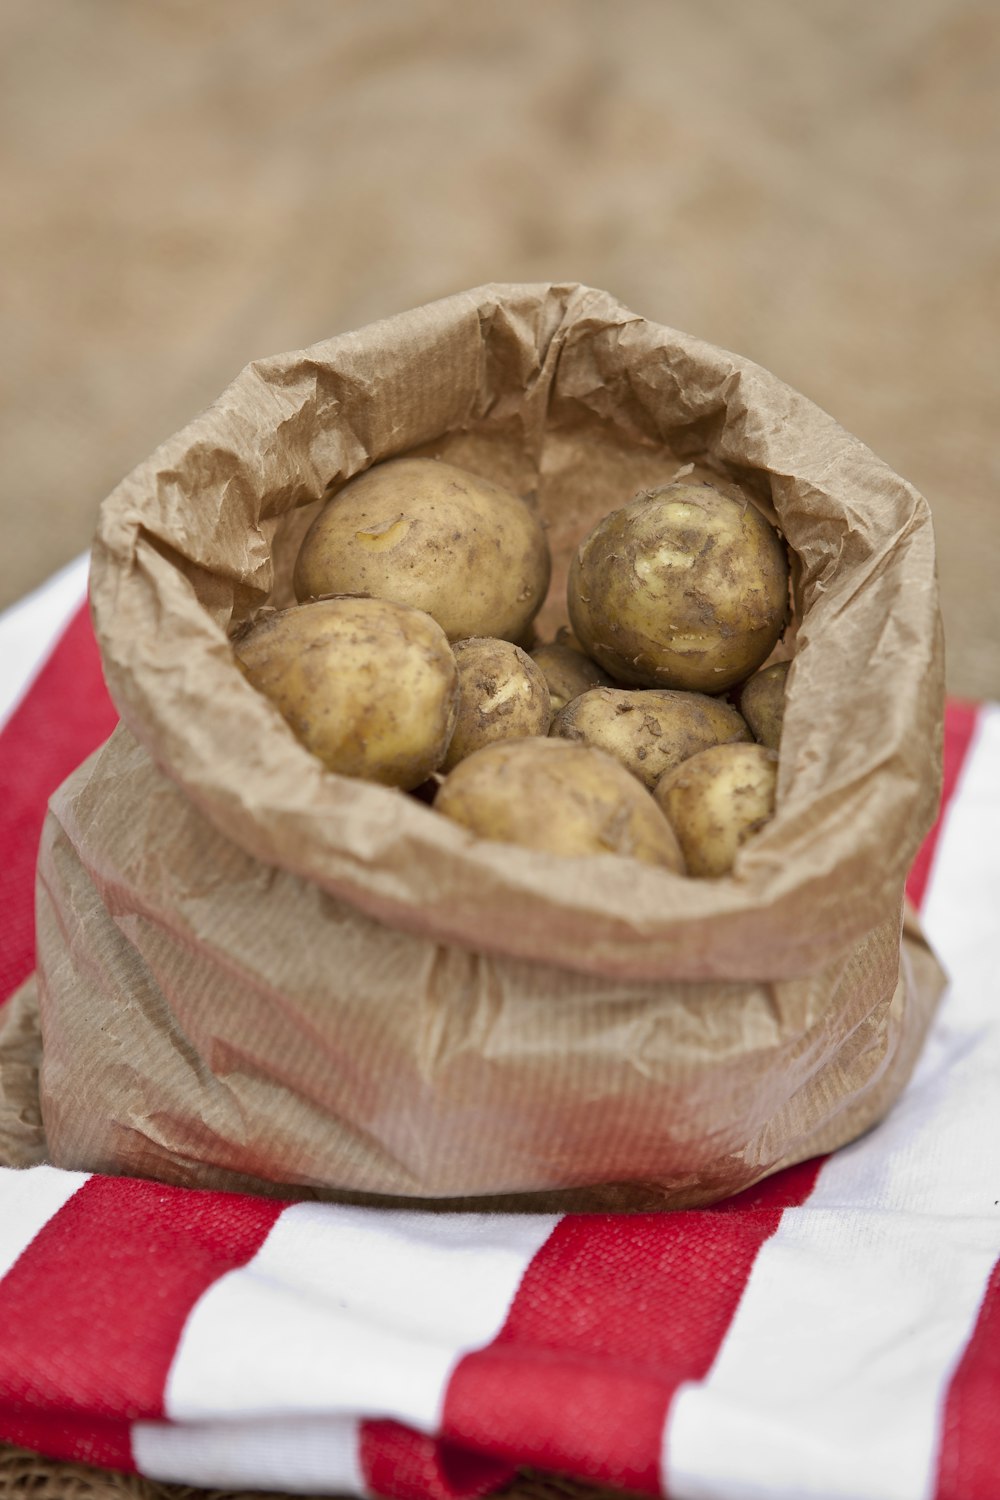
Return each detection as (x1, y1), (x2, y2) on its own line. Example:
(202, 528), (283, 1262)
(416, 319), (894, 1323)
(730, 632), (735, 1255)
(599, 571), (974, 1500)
(32, 283), (945, 1203)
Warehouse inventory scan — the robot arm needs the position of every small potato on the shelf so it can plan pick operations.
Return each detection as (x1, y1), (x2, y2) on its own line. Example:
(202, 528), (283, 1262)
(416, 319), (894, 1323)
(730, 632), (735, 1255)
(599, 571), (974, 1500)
(436, 737), (685, 870)
(551, 687), (752, 788)
(554, 625), (586, 653)
(567, 482), (789, 693)
(653, 742), (779, 878)
(739, 660), (790, 749)
(234, 596), (458, 789)
(294, 457), (551, 644)
(442, 637), (552, 771)
(529, 642), (615, 715)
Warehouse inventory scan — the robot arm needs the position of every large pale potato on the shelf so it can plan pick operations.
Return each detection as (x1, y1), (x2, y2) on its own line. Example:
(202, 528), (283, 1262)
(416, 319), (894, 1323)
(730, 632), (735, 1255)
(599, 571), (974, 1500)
(567, 481), (789, 693)
(435, 737), (685, 869)
(234, 597), (458, 789)
(653, 742), (779, 877)
(550, 686), (752, 788)
(294, 457), (551, 643)
(738, 660), (790, 750)
(442, 637), (552, 771)
(529, 642), (615, 715)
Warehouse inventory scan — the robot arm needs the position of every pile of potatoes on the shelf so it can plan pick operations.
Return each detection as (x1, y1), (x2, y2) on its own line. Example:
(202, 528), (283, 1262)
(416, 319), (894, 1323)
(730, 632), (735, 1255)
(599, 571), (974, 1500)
(234, 457), (793, 878)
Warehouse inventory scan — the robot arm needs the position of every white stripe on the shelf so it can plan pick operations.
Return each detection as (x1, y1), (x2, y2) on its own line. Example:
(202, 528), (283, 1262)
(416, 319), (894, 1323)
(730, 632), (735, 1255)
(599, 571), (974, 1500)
(920, 703), (1000, 1033)
(133, 1414), (363, 1495)
(0, 1165), (91, 1281)
(162, 1202), (558, 1434)
(0, 554), (90, 731)
(664, 703), (1000, 1500)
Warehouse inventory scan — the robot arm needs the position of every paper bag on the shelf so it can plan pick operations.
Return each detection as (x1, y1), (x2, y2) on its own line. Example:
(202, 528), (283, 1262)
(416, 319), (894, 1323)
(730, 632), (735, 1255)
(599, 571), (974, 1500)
(35, 283), (946, 1204)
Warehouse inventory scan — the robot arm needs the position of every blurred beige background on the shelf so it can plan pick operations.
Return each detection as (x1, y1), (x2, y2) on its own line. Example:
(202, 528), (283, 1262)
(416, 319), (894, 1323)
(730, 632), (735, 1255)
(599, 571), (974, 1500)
(1, 0), (998, 697)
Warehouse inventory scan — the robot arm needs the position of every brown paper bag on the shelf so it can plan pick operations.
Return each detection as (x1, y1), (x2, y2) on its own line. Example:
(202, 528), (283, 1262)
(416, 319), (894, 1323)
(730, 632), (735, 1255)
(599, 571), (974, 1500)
(34, 283), (946, 1205)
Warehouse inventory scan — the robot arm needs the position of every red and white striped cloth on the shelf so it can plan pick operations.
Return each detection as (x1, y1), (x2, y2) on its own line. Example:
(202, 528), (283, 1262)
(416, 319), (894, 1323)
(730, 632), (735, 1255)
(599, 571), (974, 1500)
(1, 560), (998, 1500)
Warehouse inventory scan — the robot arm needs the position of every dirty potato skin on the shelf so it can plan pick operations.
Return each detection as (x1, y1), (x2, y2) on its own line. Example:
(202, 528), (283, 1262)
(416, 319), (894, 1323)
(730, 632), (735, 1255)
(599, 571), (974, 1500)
(436, 737), (685, 869)
(550, 686), (752, 788)
(442, 637), (552, 771)
(234, 597), (459, 789)
(738, 660), (790, 750)
(567, 482), (789, 693)
(293, 457), (551, 643)
(653, 742), (779, 878)
(529, 642), (615, 715)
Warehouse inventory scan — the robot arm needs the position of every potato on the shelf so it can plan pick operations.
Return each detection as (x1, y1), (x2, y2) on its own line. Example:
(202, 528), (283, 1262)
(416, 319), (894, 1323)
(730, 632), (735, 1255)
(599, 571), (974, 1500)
(234, 596), (458, 789)
(293, 457), (551, 644)
(739, 660), (790, 750)
(554, 625), (586, 652)
(442, 637), (552, 771)
(435, 737), (685, 869)
(567, 481), (789, 693)
(529, 642), (615, 715)
(550, 686), (752, 788)
(653, 742), (779, 877)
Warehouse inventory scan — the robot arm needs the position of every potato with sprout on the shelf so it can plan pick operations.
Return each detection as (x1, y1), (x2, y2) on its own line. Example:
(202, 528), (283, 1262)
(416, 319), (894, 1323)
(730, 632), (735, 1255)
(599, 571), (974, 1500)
(294, 457), (551, 644)
(568, 482), (789, 694)
(436, 737), (685, 869)
(442, 637), (551, 771)
(234, 597), (458, 789)
(653, 742), (779, 877)
(551, 686), (752, 788)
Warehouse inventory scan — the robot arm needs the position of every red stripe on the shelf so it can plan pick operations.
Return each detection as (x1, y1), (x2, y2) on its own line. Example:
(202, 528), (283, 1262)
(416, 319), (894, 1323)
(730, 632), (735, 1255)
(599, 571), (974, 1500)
(0, 602), (117, 1004)
(906, 699), (980, 910)
(0, 1174), (285, 1461)
(935, 1259), (1000, 1500)
(360, 1420), (515, 1500)
(440, 1159), (823, 1493)
(711, 1155), (823, 1213)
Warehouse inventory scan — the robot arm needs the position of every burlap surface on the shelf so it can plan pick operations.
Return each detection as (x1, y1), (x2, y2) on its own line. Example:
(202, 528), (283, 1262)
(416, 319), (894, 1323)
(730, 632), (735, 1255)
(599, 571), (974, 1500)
(27, 283), (946, 1206)
(0, 1440), (295, 1500)
(0, 1447), (606, 1500)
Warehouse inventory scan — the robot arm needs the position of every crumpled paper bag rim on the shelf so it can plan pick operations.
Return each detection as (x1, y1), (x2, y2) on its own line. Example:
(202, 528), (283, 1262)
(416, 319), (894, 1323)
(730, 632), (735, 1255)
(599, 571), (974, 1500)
(88, 282), (944, 982)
